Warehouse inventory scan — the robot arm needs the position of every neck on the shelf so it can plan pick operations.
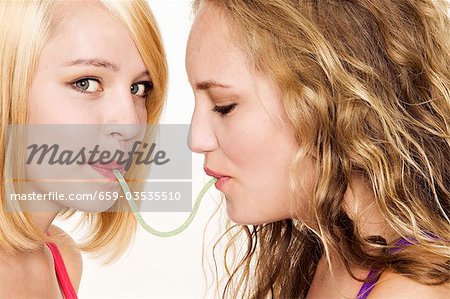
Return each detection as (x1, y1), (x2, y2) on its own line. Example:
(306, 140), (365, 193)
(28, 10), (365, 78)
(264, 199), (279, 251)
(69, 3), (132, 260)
(343, 174), (398, 244)
(28, 211), (61, 233)
(19, 184), (64, 233)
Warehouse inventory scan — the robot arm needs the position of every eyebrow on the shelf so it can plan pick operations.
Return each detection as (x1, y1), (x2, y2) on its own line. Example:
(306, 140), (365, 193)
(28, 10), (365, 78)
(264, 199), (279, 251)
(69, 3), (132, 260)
(66, 58), (120, 72)
(195, 80), (232, 90)
(66, 58), (151, 79)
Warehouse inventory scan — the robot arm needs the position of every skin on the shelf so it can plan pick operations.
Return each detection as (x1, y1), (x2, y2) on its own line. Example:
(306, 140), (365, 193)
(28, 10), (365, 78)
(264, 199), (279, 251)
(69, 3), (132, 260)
(186, 4), (450, 299)
(1, 1), (151, 297)
(186, 5), (314, 226)
(25, 0), (149, 214)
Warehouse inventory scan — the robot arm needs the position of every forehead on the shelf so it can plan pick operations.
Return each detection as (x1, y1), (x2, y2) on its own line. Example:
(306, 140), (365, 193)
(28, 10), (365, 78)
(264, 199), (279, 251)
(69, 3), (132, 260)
(54, 1), (122, 36)
(45, 1), (143, 69)
(186, 5), (252, 86)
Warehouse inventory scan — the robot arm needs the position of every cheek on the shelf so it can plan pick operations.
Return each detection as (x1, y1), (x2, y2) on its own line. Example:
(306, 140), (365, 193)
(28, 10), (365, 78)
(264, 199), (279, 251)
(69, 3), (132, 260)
(222, 110), (270, 165)
(136, 101), (149, 123)
(224, 108), (295, 175)
(28, 74), (95, 124)
(222, 111), (299, 222)
(28, 59), (64, 123)
(28, 79), (57, 124)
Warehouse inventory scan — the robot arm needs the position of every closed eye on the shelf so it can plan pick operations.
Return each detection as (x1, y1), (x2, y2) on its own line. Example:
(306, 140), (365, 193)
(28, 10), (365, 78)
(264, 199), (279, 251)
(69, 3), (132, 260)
(212, 103), (237, 116)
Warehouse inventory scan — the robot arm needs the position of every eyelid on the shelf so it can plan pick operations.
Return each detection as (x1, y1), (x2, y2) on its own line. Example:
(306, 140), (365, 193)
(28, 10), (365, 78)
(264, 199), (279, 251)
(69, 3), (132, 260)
(136, 80), (153, 90)
(68, 78), (154, 98)
(131, 81), (153, 98)
(69, 76), (102, 84)
(212, 103), (238, 116)
(69, 77), (103, 95)
(136, 80), (153, 86)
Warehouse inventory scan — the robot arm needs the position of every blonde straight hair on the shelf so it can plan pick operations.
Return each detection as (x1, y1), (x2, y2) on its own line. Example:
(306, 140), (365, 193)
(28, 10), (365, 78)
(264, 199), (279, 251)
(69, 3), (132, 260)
(0, 0), (168, 263)
(193, 0), (450, 298)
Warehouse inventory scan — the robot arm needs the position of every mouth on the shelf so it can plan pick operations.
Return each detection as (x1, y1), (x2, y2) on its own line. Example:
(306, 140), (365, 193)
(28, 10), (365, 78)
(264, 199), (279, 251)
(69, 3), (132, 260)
(89, 161), (126, 180)
(204, 167), (230, 190)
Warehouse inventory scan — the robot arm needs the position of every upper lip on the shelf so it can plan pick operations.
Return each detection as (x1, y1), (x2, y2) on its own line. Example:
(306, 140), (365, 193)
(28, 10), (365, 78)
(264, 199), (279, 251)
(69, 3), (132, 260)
(90, 161), (125, 170)
(204, 167), (229, 179)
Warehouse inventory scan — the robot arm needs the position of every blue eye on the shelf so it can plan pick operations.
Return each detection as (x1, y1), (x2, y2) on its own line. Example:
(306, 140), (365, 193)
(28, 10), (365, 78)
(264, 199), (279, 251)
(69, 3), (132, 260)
(131, 81), (153, 98)
(72, 78), (102, 94)
(212, 103), (237, 116)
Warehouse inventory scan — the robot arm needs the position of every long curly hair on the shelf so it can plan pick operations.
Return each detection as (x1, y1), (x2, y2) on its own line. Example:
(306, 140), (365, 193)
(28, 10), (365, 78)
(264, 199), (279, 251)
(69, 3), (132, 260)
(193, 0), (450, 298)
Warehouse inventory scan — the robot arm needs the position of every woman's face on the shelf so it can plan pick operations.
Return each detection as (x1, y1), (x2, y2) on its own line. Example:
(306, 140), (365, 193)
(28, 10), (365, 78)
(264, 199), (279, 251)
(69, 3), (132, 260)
(24, 1), (151, 212)
(186, 6), (316, 225)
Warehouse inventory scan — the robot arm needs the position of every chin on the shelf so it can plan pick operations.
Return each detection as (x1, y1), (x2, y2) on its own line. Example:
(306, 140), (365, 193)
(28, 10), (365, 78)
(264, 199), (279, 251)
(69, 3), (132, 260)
(226, 206), (271, 226)
(226, 202), (291, 226)
(57, 181), (120, 212)
(62, 197), (118, 213)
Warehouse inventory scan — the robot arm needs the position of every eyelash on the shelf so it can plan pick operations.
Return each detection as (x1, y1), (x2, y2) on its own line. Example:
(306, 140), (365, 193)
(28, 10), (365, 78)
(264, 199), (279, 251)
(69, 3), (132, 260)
(70, 78), (153, 98)
(212, 103), (238, 116)
(132, 81), (153, 98)
(70, 77), (101, 94)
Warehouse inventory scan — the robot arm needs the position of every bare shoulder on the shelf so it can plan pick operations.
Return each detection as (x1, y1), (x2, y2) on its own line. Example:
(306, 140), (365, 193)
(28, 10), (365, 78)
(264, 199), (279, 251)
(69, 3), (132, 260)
(47, 224), (83, 291)
(368, 270), (450, 299)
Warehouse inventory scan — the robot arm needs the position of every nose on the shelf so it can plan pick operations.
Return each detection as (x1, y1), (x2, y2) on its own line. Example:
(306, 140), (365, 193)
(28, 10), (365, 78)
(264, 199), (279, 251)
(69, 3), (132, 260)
(102, 88), (144, 143)
(189, 106), (218, 154)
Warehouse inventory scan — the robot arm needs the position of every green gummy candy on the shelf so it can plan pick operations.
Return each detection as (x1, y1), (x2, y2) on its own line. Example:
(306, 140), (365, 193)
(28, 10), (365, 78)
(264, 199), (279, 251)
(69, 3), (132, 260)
(113, 169), (216, 237)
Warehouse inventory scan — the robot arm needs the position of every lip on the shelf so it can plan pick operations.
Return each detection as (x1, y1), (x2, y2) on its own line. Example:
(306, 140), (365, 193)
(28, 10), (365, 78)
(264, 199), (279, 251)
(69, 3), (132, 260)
(204, 167), (230, 190)
(90, 161), (125, 170)
(89, 161), (125, 180)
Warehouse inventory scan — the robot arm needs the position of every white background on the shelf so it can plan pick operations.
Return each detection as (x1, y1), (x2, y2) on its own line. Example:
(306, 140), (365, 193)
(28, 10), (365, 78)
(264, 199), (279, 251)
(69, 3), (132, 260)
(56, 1), (222, 298)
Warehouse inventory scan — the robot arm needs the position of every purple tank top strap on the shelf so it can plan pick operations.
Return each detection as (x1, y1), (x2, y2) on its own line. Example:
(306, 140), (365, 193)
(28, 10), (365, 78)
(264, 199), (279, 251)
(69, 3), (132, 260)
(355, 268), (380, 299)
(356, 236), (414, 299)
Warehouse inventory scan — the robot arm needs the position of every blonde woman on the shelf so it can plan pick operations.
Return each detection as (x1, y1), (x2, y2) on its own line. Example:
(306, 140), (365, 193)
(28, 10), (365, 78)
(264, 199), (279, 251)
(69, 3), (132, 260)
(186, 0), (450, 298)
(0, 0), (167, 297)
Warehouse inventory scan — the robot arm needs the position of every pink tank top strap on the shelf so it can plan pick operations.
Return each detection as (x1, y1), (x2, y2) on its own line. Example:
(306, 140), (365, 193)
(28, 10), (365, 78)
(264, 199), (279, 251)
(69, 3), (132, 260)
(45, 232), (78, 299)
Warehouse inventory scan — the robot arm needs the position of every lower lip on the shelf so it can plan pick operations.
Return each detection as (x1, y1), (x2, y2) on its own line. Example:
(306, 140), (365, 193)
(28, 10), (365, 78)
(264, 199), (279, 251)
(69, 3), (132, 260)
(215, 176), (230, 190)
(90, 165), (123, 180)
